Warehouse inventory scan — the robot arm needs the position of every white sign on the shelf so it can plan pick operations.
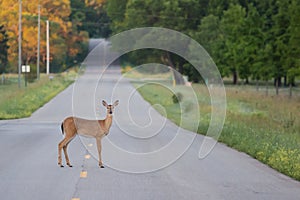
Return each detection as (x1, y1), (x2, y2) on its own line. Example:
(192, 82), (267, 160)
(21, 65), (30, 73)
(21, 65), (25, 72)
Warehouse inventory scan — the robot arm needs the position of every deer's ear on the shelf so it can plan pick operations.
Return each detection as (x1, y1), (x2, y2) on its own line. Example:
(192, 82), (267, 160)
(113, 100), (119, 107)
(102, 100), (108, 107)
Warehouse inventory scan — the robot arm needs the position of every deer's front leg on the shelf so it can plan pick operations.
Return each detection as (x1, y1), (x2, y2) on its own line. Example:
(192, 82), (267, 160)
(96, 137), (104, 168)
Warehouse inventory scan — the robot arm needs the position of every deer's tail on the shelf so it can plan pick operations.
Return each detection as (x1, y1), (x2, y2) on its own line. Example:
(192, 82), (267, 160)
(61, 123), (64, 135)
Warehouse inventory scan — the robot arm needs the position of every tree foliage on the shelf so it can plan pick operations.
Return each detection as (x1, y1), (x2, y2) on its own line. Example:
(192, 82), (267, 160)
(71, 0), (110, 38)
(105, 0), (300, 86)
(0, 25), (9, 73)
(1, 0), (300, 85)
(0, 0), (91, 73)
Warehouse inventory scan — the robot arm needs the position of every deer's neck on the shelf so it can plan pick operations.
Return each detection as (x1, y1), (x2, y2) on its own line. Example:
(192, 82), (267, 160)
(103, 115), (113, 130)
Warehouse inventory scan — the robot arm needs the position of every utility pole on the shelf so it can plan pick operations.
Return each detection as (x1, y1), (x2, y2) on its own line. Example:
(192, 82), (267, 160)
(37, 4), (41, 80)
(46, 20), (50, 75)
(18, 0), (22, 88)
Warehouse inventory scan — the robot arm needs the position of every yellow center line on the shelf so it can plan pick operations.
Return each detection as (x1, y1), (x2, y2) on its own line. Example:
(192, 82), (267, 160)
(85, 154), (91, 159)
(72, 198), (80, 200)
(80, 170), (87, 178)
(88, 143), (93, 147)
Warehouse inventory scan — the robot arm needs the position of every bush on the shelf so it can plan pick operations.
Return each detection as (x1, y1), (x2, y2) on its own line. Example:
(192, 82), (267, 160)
(121, 66), (132, 74)
(172, 92), (183, 104)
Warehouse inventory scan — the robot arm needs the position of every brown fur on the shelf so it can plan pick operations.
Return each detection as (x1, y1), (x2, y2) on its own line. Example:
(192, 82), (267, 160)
(58, 100), (119, 168)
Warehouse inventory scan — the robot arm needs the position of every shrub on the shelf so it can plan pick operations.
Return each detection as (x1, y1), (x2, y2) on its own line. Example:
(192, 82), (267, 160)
(121, 65), (132, 74)
(172, 92), (183, 104)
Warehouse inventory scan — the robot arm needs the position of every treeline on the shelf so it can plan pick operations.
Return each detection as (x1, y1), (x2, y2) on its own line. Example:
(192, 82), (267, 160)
(1, 0), (299, 86)
(0, 0), (110, 74)
(105, 0), (300, 86)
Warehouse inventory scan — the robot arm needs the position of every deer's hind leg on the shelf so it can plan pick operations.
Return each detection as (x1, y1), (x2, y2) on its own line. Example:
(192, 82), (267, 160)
(63, 137), (75, 167)
(58, 138), (67, 167)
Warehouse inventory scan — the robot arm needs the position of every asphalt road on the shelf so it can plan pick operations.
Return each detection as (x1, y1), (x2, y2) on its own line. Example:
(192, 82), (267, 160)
(0, 40), (300, 200)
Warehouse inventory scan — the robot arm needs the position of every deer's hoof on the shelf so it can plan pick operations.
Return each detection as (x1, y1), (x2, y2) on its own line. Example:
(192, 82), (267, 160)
(67, 164), (73, 168)
(100, 165), (105, 168)
(60, 165), (64, 168)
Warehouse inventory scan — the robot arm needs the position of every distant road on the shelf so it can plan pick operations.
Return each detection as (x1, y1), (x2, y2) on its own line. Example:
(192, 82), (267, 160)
(0, 40), (299, 200)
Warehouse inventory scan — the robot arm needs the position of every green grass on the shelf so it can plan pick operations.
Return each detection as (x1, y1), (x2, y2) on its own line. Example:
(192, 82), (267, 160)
(218, 86), (300, 180)
(133, 79), (300, 181)
(122, 65), (173, 80)
(136, 82), (181, 121)
(0, 70), (77, 119)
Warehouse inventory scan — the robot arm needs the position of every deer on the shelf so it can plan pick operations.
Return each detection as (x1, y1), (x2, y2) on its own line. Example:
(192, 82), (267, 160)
(58, 100), (119, 168)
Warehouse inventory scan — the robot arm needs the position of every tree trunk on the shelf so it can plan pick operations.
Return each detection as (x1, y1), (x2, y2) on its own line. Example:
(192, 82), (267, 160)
(233, 70), (238, 85)
(274, 76), (282, 87)
(284, 76), (288, 87)
(178, 62), (184, 74)
(256, 79), (259, 91)
(291, 77), (296, 86)
(289, 82), (292, 98)
(279, 77), (281, 86)
(245, 77), (249, 84)
(165, 51), (185, 85)
(265, 79), (269, 96)
(275, 77), (280, 95)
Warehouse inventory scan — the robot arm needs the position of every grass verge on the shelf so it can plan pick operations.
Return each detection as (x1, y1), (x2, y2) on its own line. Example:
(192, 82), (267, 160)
(133, 80), (300, 181)
(0, 70), (77, 119)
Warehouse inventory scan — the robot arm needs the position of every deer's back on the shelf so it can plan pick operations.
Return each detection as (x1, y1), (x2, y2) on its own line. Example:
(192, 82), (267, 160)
(65, 117), (104, 138)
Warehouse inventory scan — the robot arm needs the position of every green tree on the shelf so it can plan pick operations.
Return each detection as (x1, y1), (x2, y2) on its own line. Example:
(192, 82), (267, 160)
(106, 0), (128, 33)
(105, 0), (300, 86)
(195, 15), (221, 54)
(272, 0), (290, 91)
(240, 3), (264, 84)
(193, 14), (225, 82)
(220, 4), (246, 84)
(208, 0), (242, 17)
(286, 0), (300, 86)
(71, 0), (111, 38)
(117, 0), (211, 84)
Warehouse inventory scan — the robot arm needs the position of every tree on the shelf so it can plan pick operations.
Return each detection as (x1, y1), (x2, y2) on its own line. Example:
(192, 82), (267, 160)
(193, 14), (224, 82)
(106, 0), (211, 84)
(106, 0), (128, 33)
(195, 15), (220, 54)
(71, 0), (110, 38)
(286, 0), (300, 86)
(240, 3), (264, 84)
(220, 4), (246, 84)
(0, 0), (89, 73)
(208, 0), (232, 17)
(104, 0), (300, 87)
(0, 0), (19, 71)
(0, 25), (8, 73)
(271, 0), (290, 93)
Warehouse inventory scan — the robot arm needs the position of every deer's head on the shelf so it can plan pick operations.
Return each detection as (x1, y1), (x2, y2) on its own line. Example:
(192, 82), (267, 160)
(102, 100), (119, 115)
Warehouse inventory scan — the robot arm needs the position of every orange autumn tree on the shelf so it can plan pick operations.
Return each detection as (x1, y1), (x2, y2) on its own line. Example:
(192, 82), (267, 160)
(0, 0), (19, 69)
(0, 0), (88, 73)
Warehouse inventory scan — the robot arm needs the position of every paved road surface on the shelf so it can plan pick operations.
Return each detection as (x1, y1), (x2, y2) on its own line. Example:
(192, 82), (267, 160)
(0, 41), (299, 200)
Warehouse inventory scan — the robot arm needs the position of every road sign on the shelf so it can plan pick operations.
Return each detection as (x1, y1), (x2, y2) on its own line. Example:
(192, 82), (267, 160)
(21, 65), (30, 73)
(21, 65), (30, 87)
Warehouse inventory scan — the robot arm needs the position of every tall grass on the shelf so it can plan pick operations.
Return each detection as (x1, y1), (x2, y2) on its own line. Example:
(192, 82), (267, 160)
(134, 81), (300, 181)
(217, 86), (300, 180)
(0, 71), (76, 119)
